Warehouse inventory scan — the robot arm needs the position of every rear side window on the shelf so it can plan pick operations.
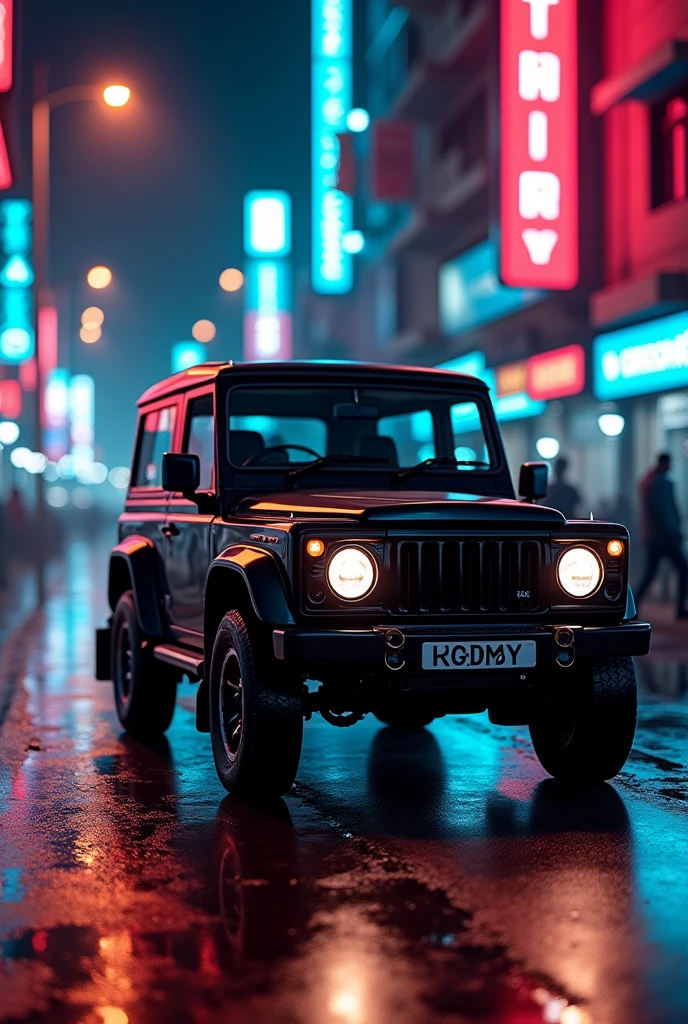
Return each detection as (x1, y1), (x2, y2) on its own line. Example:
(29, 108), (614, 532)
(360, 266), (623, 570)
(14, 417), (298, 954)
(134, 406), (176, 487)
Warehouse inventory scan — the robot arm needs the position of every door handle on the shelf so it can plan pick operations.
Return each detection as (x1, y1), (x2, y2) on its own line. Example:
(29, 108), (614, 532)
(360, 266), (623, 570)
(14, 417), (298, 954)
(161, 523), (180, 538)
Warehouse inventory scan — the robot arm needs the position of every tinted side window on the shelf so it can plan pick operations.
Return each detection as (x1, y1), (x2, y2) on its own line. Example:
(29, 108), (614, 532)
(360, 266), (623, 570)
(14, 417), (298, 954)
(134, 406), (176, 488)
(185, 394), (215, 490)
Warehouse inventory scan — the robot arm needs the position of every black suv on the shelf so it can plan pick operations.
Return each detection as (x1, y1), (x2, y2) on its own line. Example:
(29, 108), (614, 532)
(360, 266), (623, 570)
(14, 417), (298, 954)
(97, 361), (650, 797)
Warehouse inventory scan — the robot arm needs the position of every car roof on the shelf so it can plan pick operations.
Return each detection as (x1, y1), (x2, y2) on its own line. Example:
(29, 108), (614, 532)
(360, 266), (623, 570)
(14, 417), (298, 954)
(137, 360), (488, 407)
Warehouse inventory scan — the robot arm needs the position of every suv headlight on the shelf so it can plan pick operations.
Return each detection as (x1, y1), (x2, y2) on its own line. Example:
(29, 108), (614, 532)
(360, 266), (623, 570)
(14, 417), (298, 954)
(327, 547), (377, 601)
(557, 546), (603, 598)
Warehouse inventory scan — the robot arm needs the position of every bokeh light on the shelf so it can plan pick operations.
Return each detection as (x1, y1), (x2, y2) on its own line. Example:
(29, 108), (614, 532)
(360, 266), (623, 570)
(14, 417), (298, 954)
(80, 326), (102, 344)
(0, 420), (20, 445)
(46, 486), (68, 508)
(87, 266), (113, 289)
(108, 466), (131, 489)
(536, 436), (560, 460)
(346, 108), (370, 132)
(219, 268), (245, 292)
(10, 446), (31, 468)
(81, 306), (105, 329)
(103, 86), (131, 108)
(73, 487), (93, 509)
(192, 319), (216, 343)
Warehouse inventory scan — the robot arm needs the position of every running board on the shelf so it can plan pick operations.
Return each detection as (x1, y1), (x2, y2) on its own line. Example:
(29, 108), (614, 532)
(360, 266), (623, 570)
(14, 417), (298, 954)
(153, 644), (204, 681)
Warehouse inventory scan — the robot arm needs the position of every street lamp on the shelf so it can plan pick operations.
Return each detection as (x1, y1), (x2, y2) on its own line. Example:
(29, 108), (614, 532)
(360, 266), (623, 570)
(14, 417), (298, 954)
(32, 63), (132, 601)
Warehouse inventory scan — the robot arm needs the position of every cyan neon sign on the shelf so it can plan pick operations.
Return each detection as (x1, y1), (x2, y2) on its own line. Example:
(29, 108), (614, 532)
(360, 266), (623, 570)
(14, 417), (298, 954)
(312, 0), (353, 294)
(0, 199), (34, 364)
(244, 191), (292, 258)
(594, 310), (688, 400)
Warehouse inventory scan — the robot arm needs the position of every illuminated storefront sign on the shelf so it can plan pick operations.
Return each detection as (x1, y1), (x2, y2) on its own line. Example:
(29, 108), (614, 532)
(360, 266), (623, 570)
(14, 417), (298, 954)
(439, 239), (542, 336)
(500, 0), (578, 290)
(44, 368), (70, 461)
(437, 352), (546, 421)
(312, 0), (353, 294)
(593, 310), (688, 400)
(244, 260), (292, 362)
(496, 360), (528, 396)
(0, 199), (33, 362)
(0, 1), (13, 93)
(527, 343), (585, 400)
(244, 191), (292, 258)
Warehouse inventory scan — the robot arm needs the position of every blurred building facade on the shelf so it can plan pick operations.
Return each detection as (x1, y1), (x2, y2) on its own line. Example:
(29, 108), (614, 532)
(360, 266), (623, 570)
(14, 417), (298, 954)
(302, 0), (688, 538)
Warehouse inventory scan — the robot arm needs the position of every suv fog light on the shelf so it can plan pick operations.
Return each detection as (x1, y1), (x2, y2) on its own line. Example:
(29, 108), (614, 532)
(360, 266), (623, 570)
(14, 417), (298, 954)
(557, 546), (602, 598)
(327, 547), (376, 601)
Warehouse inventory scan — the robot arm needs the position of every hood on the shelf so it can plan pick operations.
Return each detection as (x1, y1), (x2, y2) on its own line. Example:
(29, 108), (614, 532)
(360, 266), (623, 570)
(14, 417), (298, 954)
(236, 490), (566, 525)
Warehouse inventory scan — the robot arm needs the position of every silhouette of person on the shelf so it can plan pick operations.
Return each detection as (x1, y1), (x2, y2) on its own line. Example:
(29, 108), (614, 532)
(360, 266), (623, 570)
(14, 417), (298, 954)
(547, 456), (582, 520)
(634, 453), (688, 620)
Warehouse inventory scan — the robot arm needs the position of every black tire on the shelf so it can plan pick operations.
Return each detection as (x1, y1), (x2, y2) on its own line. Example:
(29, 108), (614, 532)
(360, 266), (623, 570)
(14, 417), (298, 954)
(111, 591), (177, 738)
(374, 712), (435, 729)
(209, 610), (303, 799)
(529, 657), (637, 782)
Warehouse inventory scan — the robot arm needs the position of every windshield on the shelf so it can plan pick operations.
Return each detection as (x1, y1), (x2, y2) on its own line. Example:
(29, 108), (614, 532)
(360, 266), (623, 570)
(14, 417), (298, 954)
(228, 385), (495, 479)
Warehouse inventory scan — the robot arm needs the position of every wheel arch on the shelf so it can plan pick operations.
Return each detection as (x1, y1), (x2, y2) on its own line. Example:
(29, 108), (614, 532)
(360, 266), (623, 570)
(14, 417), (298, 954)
(198, 547), (295, 733)
(108, 536), (165, 638)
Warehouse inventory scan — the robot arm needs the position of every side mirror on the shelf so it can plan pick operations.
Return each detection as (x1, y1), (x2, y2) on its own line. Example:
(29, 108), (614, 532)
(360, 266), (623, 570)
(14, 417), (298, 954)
(162, 452), (200, 497)
(519, 461), (548, 503)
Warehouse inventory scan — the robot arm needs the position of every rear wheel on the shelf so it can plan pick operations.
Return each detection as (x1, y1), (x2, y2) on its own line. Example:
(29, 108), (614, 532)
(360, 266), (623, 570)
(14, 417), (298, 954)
(529, 657), (637, 782)
(209, 610), (303, 798)
(111, 591), (177, 738)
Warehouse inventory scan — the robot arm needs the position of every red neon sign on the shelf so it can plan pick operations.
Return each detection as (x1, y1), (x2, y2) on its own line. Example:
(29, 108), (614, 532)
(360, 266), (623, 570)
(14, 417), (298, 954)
(527, 343), (585, 400)
(0, 377), (20, 418)
(500, 0), (578, 290)
(0, 1), (13, 93)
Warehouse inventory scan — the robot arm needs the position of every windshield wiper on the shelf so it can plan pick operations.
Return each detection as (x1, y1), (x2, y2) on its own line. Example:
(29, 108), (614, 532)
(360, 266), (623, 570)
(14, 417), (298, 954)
(287, 454), (388, 486)
(394, 456), (490, 486)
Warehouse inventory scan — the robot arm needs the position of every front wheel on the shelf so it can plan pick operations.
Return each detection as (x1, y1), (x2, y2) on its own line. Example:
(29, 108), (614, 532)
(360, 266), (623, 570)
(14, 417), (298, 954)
(209, 611), (303, 798)
(529, 657), (637, 782)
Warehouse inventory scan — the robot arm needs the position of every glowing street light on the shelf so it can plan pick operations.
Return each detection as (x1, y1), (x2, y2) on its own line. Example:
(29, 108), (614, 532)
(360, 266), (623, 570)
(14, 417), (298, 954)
(103, 85), (131, 108)
(87, 265), (113, 289)
(219, 268), (244, 292)
(192, 319), (216, 343)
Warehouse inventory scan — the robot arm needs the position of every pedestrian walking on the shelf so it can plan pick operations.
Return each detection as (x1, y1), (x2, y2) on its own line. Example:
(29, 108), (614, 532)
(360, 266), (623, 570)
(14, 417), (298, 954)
(634, 453), (688, 620)
(547, 456), (583, 520)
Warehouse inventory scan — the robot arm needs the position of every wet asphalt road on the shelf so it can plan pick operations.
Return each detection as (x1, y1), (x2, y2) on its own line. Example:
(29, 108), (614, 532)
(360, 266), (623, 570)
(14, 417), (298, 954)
(1, 541), (687, 1024)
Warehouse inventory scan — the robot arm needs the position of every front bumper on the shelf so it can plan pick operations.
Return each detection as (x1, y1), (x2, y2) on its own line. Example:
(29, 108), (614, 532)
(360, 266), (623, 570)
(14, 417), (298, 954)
(273, 621), (652, 669)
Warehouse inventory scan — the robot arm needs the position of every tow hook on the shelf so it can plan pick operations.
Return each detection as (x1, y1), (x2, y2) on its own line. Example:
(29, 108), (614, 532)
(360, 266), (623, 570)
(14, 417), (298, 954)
(554, 626), (576, 668)
(384, 628), (406, 671)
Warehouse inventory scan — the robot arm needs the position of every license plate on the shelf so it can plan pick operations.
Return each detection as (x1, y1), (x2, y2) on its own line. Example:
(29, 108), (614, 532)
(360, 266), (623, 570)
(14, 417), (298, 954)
(422, 640), (536, 671)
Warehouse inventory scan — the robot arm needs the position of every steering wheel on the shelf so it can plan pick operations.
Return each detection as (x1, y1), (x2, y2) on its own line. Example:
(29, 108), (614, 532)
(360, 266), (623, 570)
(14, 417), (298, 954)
(242, 444), (321, 467)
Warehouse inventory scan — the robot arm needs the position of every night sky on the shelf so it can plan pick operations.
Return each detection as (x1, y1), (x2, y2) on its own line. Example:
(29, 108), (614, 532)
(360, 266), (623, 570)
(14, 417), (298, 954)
(19, 0), (311, 468)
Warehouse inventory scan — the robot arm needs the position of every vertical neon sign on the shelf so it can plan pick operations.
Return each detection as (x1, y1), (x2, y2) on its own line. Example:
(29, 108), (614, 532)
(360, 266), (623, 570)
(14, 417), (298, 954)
(312, 0), (353, 294)
(243, 191), (293, 361)
(500, 0), (578, 290)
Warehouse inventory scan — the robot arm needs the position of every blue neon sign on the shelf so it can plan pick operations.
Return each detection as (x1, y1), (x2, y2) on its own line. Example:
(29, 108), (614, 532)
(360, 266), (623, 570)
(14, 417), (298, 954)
(312, 0), (353, 294)
(244, 191), (292, 258)
(439, 240), (542, 336)
(0, 199), (34, 364)
(593, 310), (688, 400)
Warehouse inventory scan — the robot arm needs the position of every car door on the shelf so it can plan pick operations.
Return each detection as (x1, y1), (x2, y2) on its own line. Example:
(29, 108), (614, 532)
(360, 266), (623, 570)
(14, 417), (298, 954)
(120, 399), (180, 566)
(164, 388), (217, 645)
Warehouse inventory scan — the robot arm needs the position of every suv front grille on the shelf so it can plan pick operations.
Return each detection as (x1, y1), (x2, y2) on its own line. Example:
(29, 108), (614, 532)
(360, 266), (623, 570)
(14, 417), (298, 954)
(393, 538), (544, 615)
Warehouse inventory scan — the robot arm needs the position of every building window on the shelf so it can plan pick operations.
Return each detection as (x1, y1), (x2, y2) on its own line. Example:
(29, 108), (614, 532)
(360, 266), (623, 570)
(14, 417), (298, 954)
(651, 88), (688, 208)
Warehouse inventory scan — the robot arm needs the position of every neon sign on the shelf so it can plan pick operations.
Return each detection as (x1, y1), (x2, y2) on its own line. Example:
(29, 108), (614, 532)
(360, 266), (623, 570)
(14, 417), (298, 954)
(312, 0), (353, 294)
(0, 199), (33, 362)
(244, 191), (292, 258)
(437, 352), (546, 421)
(244, 260), (292, 361)
(527, 343), (585, 400)
(593, 311), (688, 400)
(500, 0), (578, 290)
(0, 1), (13, 93)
